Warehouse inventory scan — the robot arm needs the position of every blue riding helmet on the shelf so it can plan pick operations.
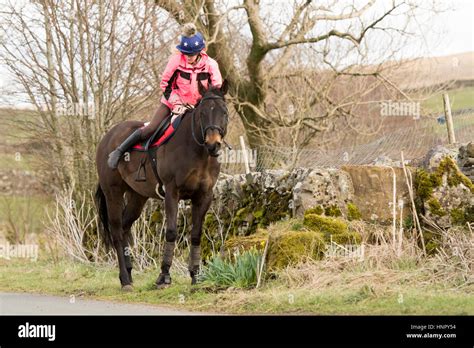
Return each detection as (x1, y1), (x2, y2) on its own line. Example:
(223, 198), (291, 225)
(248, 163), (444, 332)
(176, 32), (205, 55)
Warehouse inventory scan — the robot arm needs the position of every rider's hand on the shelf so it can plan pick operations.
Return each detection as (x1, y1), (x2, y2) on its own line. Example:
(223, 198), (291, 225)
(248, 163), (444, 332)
(172, 104), (187, 115)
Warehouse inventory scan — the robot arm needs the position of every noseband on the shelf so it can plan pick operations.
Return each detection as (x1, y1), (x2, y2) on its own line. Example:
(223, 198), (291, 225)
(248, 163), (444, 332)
(191, 94), (228, 147)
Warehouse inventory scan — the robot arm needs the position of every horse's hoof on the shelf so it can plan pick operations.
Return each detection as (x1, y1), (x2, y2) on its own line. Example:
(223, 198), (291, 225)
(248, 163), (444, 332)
(156, 273), (172, 289)
(121, 284), (133, 292)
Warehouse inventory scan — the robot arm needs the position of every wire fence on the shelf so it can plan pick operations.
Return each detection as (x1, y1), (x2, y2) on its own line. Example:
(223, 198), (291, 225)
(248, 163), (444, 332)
(220, 109), (474, 174)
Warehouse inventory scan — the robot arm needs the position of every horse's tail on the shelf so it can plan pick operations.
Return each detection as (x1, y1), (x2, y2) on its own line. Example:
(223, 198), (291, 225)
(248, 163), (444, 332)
(95, 184), (113, 250)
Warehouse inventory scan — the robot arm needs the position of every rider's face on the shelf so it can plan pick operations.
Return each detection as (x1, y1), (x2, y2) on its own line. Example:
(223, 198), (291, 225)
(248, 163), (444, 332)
(185, 53), (199, 64)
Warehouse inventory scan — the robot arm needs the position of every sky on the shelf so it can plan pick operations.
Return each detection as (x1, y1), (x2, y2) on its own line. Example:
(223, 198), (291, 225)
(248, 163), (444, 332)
(0, 0), (473, 107)
(421, 0), (474, 57)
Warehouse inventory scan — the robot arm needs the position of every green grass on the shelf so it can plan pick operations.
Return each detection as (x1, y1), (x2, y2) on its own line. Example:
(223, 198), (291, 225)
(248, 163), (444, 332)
(0, 195), (53, 238)
(0, 153), (34, 170)
(422, 86), (474, 114)
(0, 108), (39, 145)
(0, 258), (472, 315)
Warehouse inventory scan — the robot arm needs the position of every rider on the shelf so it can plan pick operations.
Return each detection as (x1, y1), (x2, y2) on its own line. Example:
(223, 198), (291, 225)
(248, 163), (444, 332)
(107, 23), (223, 169)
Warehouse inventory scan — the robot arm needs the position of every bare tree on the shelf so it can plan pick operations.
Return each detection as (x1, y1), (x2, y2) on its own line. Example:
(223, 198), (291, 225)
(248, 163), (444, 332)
(154, 0), (442, 152)
(0, 0), (172, 192)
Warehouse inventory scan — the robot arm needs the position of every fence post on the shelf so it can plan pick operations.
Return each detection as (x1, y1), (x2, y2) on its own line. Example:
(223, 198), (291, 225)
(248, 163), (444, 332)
(443, 93), (456, 144)
(239, 135), (250, 174)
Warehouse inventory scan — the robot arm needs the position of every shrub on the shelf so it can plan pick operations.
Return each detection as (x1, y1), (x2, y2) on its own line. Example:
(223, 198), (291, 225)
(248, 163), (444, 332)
(267, 230), (326, 270)
(199, 248), (262, 288)
(347, 202), (362, 221)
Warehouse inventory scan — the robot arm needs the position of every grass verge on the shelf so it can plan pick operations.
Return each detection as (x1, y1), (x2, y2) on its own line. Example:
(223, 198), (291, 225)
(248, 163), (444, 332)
(0, 258), (472, 315)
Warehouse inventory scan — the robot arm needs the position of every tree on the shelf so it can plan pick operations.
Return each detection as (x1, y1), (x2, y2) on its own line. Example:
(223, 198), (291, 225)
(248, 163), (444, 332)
(154, 0), (441, 151)
(0, 0), (171, 192)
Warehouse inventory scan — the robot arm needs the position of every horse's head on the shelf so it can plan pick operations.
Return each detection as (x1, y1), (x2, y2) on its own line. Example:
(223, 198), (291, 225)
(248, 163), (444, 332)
(194, 79), (229, 157)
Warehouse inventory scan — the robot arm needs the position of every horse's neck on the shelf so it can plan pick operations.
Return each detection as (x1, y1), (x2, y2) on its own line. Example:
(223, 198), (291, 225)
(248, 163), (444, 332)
(180, 110), (207, 156)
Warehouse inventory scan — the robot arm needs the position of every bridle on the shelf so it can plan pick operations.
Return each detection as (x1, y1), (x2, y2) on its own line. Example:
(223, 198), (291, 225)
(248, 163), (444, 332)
(191, 94), (230, 149)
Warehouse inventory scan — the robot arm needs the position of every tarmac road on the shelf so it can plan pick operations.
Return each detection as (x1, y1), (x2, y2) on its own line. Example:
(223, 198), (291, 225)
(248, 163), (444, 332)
(0, 292), (203, 315)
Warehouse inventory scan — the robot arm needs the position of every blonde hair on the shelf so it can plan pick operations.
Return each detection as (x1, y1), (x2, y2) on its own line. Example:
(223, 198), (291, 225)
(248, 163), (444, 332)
(182, 23), (197, 37)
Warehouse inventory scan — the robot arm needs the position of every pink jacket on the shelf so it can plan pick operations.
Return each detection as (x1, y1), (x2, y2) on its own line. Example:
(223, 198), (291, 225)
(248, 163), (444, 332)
(160, 52), (223, 109)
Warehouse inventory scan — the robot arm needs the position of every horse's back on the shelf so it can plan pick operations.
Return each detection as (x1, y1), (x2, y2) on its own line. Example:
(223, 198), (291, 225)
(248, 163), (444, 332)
(96, 120), (144, 180)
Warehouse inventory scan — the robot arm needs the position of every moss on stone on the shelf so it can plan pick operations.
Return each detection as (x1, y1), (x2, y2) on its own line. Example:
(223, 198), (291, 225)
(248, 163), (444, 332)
(415, 157), (473, 226)
(304, 206), (324, 216)
(416, 157), (473, 203)
(267, 230), (326, 270)
(347, 202), (362, 221)
(450, 208), (464, 225)
(329, 231), (362, 245)
(438, 156), (474, 192)
(303, 214), (348, 236)
(415, 169), (442, 201)
(324, 205), (342, 217)
(427, 198), (446, 217)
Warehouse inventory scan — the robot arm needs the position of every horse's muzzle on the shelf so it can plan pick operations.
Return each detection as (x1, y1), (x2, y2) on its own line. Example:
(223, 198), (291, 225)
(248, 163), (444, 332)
(205, 128), (223, 157)
(206, 142), (221, 157)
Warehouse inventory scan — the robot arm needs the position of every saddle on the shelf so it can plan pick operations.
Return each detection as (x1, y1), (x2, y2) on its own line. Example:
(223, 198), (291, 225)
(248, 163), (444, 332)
(131, 112), (187, 196)
(132, 113), (184, 152)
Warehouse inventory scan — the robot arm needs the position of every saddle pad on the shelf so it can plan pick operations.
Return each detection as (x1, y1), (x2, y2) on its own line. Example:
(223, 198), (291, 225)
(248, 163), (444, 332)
(131, 114), (183, 151)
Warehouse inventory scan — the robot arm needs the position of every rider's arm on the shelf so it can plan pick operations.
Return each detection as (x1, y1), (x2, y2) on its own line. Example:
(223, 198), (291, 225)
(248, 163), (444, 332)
(160, 54), (181, 99)
(208, 59), (223, 89)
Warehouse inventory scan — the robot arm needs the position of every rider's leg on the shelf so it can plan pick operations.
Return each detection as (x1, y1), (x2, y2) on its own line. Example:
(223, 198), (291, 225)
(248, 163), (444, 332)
(107, 103), (171, 169)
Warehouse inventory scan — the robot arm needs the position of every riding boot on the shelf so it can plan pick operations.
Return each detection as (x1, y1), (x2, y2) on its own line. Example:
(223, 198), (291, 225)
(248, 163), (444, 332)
(107, 128), (142, 169)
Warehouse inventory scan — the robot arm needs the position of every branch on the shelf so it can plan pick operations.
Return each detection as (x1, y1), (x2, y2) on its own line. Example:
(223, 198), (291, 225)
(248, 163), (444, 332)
(266, 2), (402, 51)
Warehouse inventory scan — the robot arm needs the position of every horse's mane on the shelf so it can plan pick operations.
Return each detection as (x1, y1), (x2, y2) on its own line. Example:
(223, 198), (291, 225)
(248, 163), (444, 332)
(204, 85), (225, 98)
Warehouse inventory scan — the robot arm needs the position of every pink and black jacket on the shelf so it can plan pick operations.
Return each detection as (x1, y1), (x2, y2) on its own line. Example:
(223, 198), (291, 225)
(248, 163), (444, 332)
(160, 52), (223, 110)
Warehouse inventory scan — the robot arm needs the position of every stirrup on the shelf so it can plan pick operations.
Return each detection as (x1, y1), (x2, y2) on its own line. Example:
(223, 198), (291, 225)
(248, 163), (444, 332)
(155, 184), (166, 199)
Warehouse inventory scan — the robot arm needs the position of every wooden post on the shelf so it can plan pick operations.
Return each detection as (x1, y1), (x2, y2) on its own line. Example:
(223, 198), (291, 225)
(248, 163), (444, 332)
(443, 93), (456, 144)
(390, 167), (397, 246)
(239, 135), (250, 174)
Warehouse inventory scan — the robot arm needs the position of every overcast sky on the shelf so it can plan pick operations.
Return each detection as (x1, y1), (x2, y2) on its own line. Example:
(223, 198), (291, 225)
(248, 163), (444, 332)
(422, 0), (473, 56)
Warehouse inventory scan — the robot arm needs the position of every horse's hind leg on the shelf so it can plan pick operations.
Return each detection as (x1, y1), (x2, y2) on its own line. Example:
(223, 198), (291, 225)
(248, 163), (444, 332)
(122, 191), (148, 283)
(189, 192), (213, 285)
(103, 186), (133, 291)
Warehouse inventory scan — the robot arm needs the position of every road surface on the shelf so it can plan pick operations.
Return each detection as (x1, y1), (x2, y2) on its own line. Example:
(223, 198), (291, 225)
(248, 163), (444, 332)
(0, 292), (204, 315)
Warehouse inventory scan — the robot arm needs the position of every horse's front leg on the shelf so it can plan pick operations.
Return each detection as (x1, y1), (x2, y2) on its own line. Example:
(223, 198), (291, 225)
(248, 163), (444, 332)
(156, 186), (179, 289)
(189, 192), (213, 285)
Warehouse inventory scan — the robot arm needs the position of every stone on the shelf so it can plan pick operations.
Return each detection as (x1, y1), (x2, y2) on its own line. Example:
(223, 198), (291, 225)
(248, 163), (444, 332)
(294, 168), (353, 218)
(341, 165), (411, 223)
(422, 144), (459, 170)
(466, 142), (474, 158)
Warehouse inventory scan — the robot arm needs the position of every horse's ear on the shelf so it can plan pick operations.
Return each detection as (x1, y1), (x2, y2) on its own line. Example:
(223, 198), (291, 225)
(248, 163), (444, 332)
(198, 80), (207, 96)
(220, 79), (229, 95)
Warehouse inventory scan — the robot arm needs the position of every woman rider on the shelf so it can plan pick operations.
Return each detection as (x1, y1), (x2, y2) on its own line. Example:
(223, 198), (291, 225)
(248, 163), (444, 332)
(107, 23), (223, 169)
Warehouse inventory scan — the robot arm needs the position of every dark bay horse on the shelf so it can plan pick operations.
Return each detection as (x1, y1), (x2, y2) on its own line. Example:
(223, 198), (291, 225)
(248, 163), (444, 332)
(95, 81), (229, 291)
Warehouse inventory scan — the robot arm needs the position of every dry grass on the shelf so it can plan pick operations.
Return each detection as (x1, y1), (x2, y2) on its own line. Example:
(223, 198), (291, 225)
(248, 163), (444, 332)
(275, 220), (473, 294)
